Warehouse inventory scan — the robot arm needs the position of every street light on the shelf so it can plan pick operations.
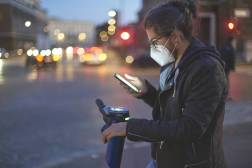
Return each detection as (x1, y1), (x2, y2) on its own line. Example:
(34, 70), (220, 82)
(108, 18), (116, 25)
(27, 49), (33, 56)
(78, 33), (87, 41)
(125, 55), (134, 64)
(32, 49), (39, 57)
(45, 49), (51, 56)
(77, 48), (85, 56)
(108, 10), (117, 17)
(57, 33), (65, 41)
(17, 49), (23, 56)
(100, 31), (108, 38)
(108, 25), (116, 32)
(25, 21), (32, 28)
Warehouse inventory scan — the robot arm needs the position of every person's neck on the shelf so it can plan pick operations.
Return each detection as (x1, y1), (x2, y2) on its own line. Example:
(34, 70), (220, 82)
(175, 41), (190, 68)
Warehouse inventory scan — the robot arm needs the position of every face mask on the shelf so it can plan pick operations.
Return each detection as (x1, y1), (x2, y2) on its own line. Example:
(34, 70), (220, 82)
(150, 38), (176, 67)
(160, 63), (174, 90)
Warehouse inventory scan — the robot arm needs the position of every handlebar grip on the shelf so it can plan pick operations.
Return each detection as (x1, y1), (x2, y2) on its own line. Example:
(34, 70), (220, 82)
(96, 99), (105, 110)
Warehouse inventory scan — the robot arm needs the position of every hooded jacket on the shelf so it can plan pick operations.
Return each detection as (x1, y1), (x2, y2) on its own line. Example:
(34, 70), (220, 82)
(126, 38), (228, 168)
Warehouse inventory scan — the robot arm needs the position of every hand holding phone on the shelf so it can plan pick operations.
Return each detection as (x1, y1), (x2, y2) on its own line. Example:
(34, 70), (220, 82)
(114, 73), (147, 96)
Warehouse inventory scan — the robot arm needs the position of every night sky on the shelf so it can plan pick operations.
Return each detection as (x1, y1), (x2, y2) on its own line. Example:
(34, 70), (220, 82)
(41, 0), (142, 25)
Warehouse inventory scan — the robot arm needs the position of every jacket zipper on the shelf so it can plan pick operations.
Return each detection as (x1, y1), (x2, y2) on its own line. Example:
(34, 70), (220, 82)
(192, 142), (197, 156)
(156, 70), (178, 167)
(211, 135), (215, 167)
(156, 151), (158, 168)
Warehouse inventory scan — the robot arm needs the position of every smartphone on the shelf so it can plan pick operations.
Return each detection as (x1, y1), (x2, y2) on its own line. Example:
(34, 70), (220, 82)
(114, 73), (140, 93)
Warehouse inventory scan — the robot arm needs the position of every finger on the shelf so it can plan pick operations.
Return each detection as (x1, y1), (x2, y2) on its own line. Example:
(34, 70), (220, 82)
(101, 130), (110, 142)
(103, 124), (116, 137)
(104, 131), (113, 142)
(102, 127), (111, 137)
(132, 92), (140, 97)
(129, 88), (134, 93)
(101, 135), (106, 144)
(124, 73), (138, 81)
(106, 132), (116, 141)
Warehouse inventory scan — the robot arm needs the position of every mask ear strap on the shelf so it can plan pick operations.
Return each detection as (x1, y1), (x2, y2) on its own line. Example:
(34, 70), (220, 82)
(170, 42), (177, 56)
(164, 38), (170, 47)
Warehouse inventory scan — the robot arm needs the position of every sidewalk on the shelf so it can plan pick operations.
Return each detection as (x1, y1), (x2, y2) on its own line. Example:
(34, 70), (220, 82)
(235, 64), (252, 76)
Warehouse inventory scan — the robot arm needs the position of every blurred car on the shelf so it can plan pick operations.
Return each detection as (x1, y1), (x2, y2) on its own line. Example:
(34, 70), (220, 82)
(25, 48), (61, 68)
(0, 48), (9, 59)
(79, 47), (107, 65)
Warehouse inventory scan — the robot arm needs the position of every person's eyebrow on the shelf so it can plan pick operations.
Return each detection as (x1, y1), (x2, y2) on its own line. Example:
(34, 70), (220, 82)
(150, 38), (157, 42)
(149, 36), (161, 43)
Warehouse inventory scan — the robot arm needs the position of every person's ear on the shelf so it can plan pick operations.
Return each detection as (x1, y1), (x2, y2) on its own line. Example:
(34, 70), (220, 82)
(170, 31), (180, 45)
(172, 36), (179, 47)
(174, 37), (179, 44)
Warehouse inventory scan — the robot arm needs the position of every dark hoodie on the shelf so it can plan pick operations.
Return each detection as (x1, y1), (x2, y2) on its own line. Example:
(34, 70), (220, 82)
(126, 38), (228, 168)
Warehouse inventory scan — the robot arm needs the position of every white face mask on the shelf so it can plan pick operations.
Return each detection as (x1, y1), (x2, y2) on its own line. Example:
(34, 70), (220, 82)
(150, 38), (176, 67)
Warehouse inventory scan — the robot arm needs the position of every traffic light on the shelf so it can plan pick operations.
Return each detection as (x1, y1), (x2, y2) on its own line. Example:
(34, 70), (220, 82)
(225, 19), (238, 33)
(227, 21), (235, 31)
(120, 31), (131, 41)
(116, 27), (134, 46)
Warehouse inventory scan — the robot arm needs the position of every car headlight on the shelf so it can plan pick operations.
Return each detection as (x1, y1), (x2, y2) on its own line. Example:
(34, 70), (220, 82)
(99, 53), (107, 61)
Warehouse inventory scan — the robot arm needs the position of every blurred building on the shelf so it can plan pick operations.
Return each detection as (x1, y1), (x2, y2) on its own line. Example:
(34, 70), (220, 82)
(198, 0), (252, 62)
(48, 19), (95, 47)
(0, 0), (48, 53)
(138, 0), (219, 45)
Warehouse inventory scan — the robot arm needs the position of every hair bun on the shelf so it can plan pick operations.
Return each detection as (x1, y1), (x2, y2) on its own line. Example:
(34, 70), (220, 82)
(185, 0), (197, 18)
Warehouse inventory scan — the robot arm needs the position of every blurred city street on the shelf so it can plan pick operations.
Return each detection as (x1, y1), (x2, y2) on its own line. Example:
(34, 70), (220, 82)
(0, 54), (252, 168)
(1, 0), (252, 168)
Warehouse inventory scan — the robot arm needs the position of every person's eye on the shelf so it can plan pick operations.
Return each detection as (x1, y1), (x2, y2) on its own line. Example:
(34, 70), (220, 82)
(150, 42), (157, 48)
(151, 40), (158, 47)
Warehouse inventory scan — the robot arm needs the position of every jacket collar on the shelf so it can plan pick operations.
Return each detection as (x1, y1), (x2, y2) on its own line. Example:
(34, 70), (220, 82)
(177, 38), (225, 72)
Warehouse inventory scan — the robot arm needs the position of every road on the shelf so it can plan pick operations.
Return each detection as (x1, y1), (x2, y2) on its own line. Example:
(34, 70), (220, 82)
(0, 55), (252, 168)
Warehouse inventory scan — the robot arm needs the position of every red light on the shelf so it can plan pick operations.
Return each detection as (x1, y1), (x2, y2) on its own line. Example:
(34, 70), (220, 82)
(120, 32), (130, 40)
(228, 22), (235, 30)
